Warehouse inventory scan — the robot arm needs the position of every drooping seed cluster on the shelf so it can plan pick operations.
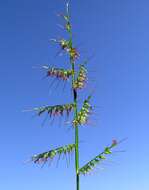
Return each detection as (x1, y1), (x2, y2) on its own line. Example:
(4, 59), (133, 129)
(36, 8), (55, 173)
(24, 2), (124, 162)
(44, 66), (73, 81)
(73, 65), (87, 89)
(34, 103), (74, 117)
(32, 144), (76, 164)
(79, 140), (118, 175)
(73, 96), (92, 126)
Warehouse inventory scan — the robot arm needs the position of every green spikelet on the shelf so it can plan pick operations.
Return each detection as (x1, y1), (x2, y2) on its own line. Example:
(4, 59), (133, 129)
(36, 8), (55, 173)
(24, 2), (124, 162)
(73, 65), (87, 89)
(79, 140), (118, 175)
(59, 39), (71, 51)
(43, 66), (73, 81)
(34, 103), (74, 117)
(50, 38), (79, 60)
(73, 96), (92, 126)
(32, 144), (76, 164)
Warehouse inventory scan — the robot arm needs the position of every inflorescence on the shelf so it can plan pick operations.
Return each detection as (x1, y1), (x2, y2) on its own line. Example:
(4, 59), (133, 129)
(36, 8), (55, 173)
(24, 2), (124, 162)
(73, 96), (92, 126)
(32, 144), (76, 164)
(43, 66), (73, 81)
(34, 103), (75, 117)
(73, 65), (87, 89)
(29, 2), (121, 181)
(79, 140), (118, 175)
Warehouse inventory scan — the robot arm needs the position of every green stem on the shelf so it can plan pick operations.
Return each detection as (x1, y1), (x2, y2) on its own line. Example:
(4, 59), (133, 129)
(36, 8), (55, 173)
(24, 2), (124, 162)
(72, 61), (79, 190)
(72, 62), (79, 190)
(69, 28), (80, 190)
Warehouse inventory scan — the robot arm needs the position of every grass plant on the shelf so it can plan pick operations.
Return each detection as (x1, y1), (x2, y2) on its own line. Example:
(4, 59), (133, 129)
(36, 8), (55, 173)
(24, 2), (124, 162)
(30, 2), (120, 190)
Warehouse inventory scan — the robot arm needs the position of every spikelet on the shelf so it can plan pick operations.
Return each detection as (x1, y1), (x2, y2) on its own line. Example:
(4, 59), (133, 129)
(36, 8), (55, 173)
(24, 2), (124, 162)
(58, 13), (71, 32)
(59, 39), (71, 51)
(34, 103), (74, 117)
(73, 96), (92, 126)
(69, 47), (80, 60)
(50, 38), (79, 60)
(31, 144), (75, 164)
(73, 65), (87, 89)
(79, 140), (118, 175)
(58, 39), (79, 60)
(43, 66), (73, 81)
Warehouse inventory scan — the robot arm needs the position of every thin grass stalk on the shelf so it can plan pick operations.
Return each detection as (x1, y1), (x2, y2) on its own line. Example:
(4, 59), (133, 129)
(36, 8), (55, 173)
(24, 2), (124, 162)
(67, 4), (80, 190)
(70, 21), (80, 190)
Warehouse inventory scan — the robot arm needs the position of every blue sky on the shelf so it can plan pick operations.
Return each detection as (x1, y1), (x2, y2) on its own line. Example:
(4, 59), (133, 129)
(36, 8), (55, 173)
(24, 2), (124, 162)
(0, 0), (148, 189)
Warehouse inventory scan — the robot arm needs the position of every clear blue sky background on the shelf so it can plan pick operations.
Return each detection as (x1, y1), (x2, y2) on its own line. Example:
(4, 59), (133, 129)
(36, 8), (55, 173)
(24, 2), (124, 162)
(0, 0), (148, 189)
